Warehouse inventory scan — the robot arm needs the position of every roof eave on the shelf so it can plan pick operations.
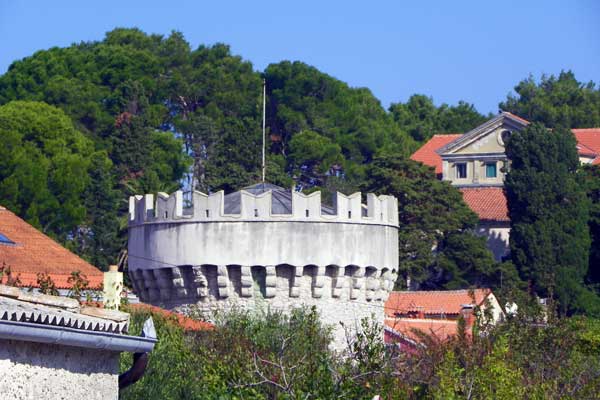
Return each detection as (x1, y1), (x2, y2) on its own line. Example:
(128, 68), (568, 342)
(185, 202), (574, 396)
(436, 112), (529, 156)
(0, 320), (156, 353)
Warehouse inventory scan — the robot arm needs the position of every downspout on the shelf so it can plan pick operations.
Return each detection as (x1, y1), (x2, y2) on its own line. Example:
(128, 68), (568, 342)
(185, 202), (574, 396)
(119, 317), (157, 390)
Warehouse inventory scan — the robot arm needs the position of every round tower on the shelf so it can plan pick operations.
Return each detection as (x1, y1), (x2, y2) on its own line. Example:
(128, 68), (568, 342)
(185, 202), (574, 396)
(127, 183), (399, 347)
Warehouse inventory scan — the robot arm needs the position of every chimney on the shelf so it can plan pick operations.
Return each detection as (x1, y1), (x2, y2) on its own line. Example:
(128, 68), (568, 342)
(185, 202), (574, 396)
(416, 306), (425, 319)
(460, 304), (475, 329)
(103, 265), (123, 310)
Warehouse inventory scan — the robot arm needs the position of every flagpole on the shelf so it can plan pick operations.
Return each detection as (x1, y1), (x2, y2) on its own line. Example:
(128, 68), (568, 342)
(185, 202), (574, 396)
(262, 79), (266, 183)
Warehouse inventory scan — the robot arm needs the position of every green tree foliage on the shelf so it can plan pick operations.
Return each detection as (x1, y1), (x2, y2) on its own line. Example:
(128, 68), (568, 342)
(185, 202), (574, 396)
(581, 165), (600, 292)
(288, 130), (343, 185)
(389, 94), (489, 142)
(168, 42), (263, 192)
(0, 28), (493, 274)
(82, 152), (121, 269)
(121, 305), (600, 399)
(505, 123), (597, 315)
(500, 71), (600, 128)
(0, 101), (95, 240)
(264, 61), (415, 190)
(362, 155), (500, 288)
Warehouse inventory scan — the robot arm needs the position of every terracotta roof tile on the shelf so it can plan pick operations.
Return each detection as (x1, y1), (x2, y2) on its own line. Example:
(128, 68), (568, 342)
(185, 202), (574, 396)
(128, 303), (214, 331)
(384, 289), (491, 317)
(385, 318), (460, 342)
(410, 134), (463, 175)
(459, 187), (509, 222)
(0, 208), (102, 289)
(573, 128), (600, 160)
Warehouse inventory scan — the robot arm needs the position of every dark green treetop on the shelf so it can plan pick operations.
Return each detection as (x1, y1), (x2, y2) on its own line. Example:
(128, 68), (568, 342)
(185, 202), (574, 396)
(362, 156), (498, 288)
(500, 71), (600, 129)
(389, 94), (489, 142)
(505, 122), (597, 315)
(0, 101), (96, 240)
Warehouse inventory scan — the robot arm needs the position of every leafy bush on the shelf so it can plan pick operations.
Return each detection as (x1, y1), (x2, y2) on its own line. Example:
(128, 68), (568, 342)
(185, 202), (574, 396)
(120, 306), (600, 399)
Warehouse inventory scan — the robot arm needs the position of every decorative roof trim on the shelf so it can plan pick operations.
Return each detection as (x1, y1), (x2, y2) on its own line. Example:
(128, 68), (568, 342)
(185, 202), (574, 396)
(0, 320), (155, 353)
(436, 112), (529, 155)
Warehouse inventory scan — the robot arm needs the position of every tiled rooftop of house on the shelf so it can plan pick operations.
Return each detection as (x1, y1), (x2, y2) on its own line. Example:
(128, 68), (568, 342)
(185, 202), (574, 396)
(0, 207), (103, 289)
(459, 187), (509, 222)
(412, 126), (600, 176)
(384, 289), (492, 317)
(128, 303), (214, 331)
(573, 128), (600, 165)
(410, 134), (462, 176)
(0, 284), (129, 333)
(385, 318), (460, 343)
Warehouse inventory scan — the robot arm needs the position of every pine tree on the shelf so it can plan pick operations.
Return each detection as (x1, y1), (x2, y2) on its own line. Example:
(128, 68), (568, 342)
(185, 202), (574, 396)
(362, 156), (501, 288)
(83, 152), (121, 270)
(505, 123), (596, 314)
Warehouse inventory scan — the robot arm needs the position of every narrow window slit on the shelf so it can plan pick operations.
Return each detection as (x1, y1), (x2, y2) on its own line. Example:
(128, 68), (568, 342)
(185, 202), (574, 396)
(254, 209), (259, 217)
(205, 209), (210, 218)
(305, 209), (309, 217)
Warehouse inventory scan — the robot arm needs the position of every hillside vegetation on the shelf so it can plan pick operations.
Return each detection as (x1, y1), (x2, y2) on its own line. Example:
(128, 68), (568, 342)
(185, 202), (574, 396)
(120, 305), (600, 399)
(1, 28), (600, 314)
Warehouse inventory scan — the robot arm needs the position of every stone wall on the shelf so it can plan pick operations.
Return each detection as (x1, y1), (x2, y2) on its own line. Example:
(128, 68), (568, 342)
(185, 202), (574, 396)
(475, 222), (510, 261)
(130, 263), (397, 348)
(0, 339), (119, 400)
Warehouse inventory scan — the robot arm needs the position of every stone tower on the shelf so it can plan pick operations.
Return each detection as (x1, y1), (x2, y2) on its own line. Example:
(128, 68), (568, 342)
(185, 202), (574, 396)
(127, 183), (399, 347)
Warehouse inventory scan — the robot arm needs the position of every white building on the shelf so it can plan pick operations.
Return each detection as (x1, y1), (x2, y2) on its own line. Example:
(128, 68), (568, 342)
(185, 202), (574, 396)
(127, 183), (399, 347)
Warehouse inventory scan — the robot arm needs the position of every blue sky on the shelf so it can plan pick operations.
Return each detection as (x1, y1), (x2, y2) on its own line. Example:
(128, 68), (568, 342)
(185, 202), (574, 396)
(1, 1), (598, 114)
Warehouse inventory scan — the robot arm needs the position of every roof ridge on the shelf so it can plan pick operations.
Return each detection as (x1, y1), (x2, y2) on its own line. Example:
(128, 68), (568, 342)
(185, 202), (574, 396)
(391, 288), (489, 294)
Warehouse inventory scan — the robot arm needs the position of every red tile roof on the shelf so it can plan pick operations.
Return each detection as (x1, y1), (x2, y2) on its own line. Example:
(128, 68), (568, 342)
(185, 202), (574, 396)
(385, 318), (460, 343)
(573, 128), (600, 164)
(410, 134), (462, 175)
(0, 207), (103, 289)
(384, 289), (492, 317)
(459, 187), (509, 222)
(128, 303), (214, 331)
(502, 111), (530, 125)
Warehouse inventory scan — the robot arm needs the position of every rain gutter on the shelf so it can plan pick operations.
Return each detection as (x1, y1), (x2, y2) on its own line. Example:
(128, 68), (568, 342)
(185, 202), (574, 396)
(0, 319), (156, 353)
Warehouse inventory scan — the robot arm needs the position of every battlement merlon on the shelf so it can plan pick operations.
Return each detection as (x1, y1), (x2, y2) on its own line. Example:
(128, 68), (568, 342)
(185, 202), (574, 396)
(128, 190), (399, 227)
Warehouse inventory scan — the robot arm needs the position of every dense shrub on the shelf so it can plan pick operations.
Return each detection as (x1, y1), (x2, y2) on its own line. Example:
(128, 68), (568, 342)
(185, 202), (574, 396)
(120, 306), (600, 399)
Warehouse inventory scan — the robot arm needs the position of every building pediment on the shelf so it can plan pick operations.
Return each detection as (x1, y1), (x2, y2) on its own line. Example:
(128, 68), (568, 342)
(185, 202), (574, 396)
(436, 112), (529, 157)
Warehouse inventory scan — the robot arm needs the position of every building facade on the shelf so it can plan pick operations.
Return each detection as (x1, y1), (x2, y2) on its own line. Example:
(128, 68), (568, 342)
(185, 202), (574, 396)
(411, 112), (600, 260)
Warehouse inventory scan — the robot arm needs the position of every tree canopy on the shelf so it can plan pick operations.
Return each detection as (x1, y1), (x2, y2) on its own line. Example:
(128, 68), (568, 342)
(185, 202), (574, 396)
(0, 101), (95, 240)
(1, 26), (599, 310)
(505, 123), (598, 315)
(361, 156), (501, 288)
(389, 94), (489, 142)
(500, 71), (600, 128)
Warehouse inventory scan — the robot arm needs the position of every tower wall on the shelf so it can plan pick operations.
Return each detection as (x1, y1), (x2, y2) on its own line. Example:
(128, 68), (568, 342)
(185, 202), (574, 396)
(128, 189), (399, 348)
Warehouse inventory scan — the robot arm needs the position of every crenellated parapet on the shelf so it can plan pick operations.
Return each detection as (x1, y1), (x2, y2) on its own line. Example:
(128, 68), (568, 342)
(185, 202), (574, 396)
(128, 189), (399, 226)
